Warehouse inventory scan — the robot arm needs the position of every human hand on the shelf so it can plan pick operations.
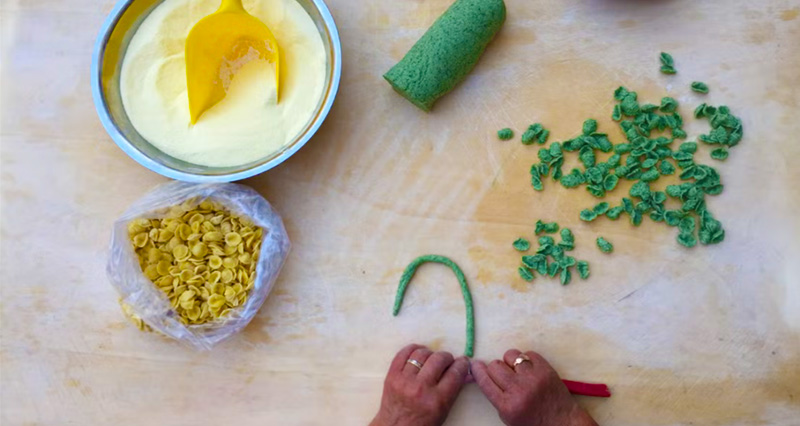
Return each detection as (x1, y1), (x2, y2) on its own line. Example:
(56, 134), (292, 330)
(370, 344), (470, 426)
(472, 349), (597, 426)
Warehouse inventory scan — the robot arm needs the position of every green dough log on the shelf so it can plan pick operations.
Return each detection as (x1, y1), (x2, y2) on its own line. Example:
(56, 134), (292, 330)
(383, 0), (506, 111)
(392, 255), (475, 357)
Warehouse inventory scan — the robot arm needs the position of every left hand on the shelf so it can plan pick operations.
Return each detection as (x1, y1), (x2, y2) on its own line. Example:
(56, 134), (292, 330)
(370, 344), (471, 426)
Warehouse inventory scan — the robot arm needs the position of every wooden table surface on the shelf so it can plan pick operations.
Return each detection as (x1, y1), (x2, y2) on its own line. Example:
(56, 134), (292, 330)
(2, 0), (799, 424)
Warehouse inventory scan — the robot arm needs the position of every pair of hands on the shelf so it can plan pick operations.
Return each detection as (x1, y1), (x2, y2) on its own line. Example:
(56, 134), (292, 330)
(370, 344), (597, 426)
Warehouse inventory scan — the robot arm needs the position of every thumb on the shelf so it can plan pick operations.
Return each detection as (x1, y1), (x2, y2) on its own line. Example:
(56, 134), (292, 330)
(471, 360), (504, 406)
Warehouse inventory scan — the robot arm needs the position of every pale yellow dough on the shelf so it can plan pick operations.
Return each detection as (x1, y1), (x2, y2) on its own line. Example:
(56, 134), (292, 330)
(120, 0), (327, 167)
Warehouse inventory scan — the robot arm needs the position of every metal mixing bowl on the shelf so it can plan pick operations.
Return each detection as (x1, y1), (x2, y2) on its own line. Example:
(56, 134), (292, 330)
(91, 0), (341, 182)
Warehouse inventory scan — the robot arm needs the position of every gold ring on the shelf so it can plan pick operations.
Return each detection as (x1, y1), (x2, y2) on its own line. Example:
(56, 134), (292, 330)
(406, 359), (423, 370)
(513, 354), (531, 368)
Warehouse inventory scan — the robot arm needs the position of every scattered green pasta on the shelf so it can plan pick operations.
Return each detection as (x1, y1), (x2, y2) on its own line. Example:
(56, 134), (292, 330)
(580, 209), (598, 222)
(392, 255), (475, 357)
(677, 232), (697, 248)
(660, 97), (678, 113)
(710, 148), (728, 161)
(560, 268), (571, 285)
(697, 104), (742, 159)
(583, 119), (598, 135)
(660, 159), (676, 175)
(538, 235), (555, 246)
(513, 238), (531, 251)
(592, 202), (610, 216)
(576, 261), (590, 279)
(539, 130), (550, 145)
(554, 228), (575, 251)
(521, 123), (549, 145)
(535, 220), (559, 234)
(596, 237), (614, 253)
(530, 164), (544, 191)
(691, 82), (709, 94)
(660, 52), (676, 74)
(694, 103), (716, 118)
(497, 128), (514, 140)
(678, 216), (696, 234)
(612, 105), (622, 121)
(521, 129), (537, 144)
(604, 174), (620, 191)
(679, 142), (698, 153)
(606, 206), (624, 220)
(512, 221), (590, 284)
(698, 210), (725, 244)
(570, 85), (736, 246)
(519, 266), (534, 282)
(501, 52), (742, 285)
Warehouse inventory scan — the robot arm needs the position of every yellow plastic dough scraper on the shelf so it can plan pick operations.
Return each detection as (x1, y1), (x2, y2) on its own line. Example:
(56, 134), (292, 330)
(185, 0), (280, 124)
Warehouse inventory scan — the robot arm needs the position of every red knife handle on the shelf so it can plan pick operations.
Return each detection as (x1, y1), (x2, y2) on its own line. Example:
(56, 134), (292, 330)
(562, 379), (611, 397)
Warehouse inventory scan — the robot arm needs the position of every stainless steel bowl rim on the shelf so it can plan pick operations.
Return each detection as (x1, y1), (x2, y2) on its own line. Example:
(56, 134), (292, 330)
(91, 0), (342, 183)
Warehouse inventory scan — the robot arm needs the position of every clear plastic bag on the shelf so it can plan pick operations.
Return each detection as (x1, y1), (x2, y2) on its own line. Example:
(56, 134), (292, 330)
(107, 181), (290, 350)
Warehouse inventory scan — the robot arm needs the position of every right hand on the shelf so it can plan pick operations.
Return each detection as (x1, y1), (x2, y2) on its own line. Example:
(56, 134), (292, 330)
(471, 349), (598, 426)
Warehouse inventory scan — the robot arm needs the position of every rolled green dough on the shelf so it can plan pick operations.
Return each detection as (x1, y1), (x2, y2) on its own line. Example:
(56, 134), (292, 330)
(383, 0), (506, 111)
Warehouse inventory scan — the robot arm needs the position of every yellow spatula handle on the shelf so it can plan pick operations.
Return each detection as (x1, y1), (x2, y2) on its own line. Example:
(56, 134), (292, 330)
(219, 0), (245, 13)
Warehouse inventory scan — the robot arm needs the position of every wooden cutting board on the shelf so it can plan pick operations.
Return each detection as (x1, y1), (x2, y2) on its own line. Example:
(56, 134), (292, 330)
(2, 0), (799, 424)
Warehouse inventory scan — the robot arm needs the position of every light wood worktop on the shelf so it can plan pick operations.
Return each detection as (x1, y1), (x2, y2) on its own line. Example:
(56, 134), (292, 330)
(2, 0), (799, 424)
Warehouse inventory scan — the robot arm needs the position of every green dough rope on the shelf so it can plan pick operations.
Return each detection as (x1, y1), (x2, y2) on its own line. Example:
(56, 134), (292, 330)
(392, 255), (475, 357)
(383, 0), (506, 111)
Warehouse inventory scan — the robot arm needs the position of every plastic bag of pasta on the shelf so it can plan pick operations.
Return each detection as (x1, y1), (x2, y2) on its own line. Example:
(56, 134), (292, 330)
(107, 181), (290, 350)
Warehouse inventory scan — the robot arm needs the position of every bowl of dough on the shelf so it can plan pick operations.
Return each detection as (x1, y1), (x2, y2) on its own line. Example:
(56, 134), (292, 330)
(91, 0), (342, 182)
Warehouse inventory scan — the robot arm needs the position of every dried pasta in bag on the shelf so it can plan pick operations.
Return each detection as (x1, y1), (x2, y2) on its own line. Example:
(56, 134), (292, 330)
(107, 182), (290, 350)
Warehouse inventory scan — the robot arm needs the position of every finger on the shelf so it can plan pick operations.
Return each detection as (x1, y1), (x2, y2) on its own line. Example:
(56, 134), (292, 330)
(523, 351), (559, 379)
(503, 349), (534, 374)
(403, 347), (433, 376)
(438, 356), (470, 394)
(465, 371), (475, 384)
(471, 360), (504, 405)
(523, 351), (550, 368)
(487, 359), (516, 390)
(502, 349), (521, 367)
(418, 351), (455, 384)
(390, 344), (423, 374)
(523, 351), (551, 372)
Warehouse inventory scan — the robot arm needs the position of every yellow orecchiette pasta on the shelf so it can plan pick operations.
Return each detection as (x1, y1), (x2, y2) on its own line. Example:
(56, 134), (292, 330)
(120, 299), (152, 332)
(127, 197), (263, 326)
